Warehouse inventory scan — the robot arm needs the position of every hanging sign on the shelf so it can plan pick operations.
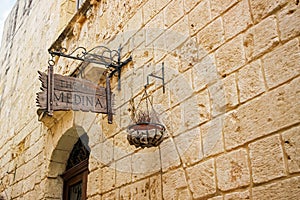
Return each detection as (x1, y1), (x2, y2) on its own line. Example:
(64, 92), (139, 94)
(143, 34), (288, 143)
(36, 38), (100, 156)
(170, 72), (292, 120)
(36, 71), (113, 114)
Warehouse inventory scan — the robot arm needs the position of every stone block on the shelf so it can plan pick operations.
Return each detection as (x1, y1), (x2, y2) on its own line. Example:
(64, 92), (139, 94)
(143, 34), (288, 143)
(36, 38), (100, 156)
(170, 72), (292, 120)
(223, 73), (239, 109)
(183, 0), (200, 13)
(149, 174), (162, 200)
(165, 16), (189, 51)
(177, 188), (192, 200)
(278, 2), (300, 41)
(115, 156), (131, 187)
(162, 168), (187, 199)
(262, 39), (300, 89)
(282, 126), (300, 173)
(188, 0), (211, 35)
(169, 69), (193, 106)
(145, 12), (164, 46)
(224, 190), (250, 200)
(182, 94), (203, 129)
(131, 179), (150, 199)
(132, 148), (160, 180)
(174, 127), (203, 166)
(209, 81), (226, 116)
(238, 60), (265, 102)
(244, 16), (279, 61)
(164, 0), (184, 28)
(119, 184), (132, 200)
(176, 37), (199, 72)
(210, 0), (240, 18)
(114, 131), (136, 161)
(102, 189), (119, 200)
(160, 138), (181, 172)
(192, 54), (219, 91)
(249, 134), (286, 183)
(223, 0), (252, 40)
(249, 0), (288, 23)
(215, 34), (245, 76)
(252, 176), (300, 200)
(216, 149), (250, 191)
(125, 8), (143, 33)
(186, 159), (216, 199)
(197, 17), (224, 52)
(87, 170), (101, 196)
(101, 138), (114, 165)
(101, 164), (116, 193)
(224, 77), (300, 149)
(201, 116), (224, 157)
(143, 0), (157, 23)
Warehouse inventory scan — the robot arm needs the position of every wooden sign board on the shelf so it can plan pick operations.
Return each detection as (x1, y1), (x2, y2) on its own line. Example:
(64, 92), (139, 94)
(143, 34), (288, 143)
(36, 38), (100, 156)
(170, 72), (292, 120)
(36, 71), (113, 114)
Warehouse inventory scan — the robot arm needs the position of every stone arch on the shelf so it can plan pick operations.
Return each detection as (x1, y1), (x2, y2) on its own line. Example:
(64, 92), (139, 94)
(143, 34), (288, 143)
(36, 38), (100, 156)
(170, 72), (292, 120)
(43, 111), (96, 199)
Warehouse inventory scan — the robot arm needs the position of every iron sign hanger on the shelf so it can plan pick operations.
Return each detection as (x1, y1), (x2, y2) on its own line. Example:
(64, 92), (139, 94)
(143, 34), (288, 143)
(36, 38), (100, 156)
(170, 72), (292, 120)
(48, 45), (132, 90)
(43, 46), (131, 124)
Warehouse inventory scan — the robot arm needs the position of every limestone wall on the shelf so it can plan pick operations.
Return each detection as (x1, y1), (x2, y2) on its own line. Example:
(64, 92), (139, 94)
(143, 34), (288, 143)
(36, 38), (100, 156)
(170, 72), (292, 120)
(0, 0), (299, 199)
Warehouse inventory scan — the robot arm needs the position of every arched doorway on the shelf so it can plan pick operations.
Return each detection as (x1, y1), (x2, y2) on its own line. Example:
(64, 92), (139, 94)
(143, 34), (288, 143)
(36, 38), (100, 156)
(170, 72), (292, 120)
(61, 133), (90, 200)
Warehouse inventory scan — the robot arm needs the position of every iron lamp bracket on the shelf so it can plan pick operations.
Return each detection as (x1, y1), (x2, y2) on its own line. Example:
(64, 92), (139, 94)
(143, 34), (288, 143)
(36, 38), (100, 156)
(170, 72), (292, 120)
(145, 62), (165, 93)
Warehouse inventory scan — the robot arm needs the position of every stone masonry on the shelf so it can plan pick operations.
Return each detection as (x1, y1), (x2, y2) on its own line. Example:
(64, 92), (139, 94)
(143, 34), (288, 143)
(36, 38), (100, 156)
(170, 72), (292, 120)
(0, 0), (299, 199)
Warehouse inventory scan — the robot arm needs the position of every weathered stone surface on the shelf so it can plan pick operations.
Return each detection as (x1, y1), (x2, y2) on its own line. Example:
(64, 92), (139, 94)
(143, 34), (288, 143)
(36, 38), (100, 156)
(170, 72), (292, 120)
(262, 39), (300, 89)
(101, 164), (116, 193)
(252, 176), (300, 200)
(145, 11), (164, 46)
(183, 0), (200, 13)
(244, 16), (279, 61)
(176, 37), (199, 72)
(177, 188), (192, 200)
(238, 60), (265, 102)
(186, 159), (216, 199)
(225, 190), (250, 200)
(174, 127), (203, 166)
(160, 138), (181, 172)
(130, 179), (150, 199)
(149, 174), (162, 200)
(224, 77), (300, 149)
(278, 2), (300, 41)
(162, 168), (187, 199)
(216, 149), (250, 191)
(188, 0), (211, 35)
(249, 134), (286, 184)
(101, 189), (119, 200)
(210, 0), (240, 17)
(223, 73), (239, 109)
(115, 156), (132, 187)
(249, 0), (288, 23)
(165, 16), (189, 51)
(282, 126), (300, 173)
(215, 34), (245, 76)
(197, 17), (224, 52)
(208, 196), (223, 200)
(192, 54), (219, 91)
(164, 0), (184, 28)
(132, 148), (161, 180)
(209, 81), (226, 116)
(223, 0), (252, 39)
(201, 116), (224, 157)
(87, 170), (101, 196)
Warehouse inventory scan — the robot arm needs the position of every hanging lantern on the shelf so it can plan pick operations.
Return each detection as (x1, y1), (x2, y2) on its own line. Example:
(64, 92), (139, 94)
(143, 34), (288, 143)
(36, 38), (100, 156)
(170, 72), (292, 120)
(127, 88), (167, 148)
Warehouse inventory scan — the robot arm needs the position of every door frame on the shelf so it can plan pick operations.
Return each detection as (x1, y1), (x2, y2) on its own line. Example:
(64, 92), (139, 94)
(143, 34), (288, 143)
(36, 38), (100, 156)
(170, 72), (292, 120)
(61, 159), (89, 200)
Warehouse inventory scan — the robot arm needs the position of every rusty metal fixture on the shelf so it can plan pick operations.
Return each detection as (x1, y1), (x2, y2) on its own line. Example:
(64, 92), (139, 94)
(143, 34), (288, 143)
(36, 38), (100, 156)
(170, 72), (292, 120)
(127, 88), (167, 148)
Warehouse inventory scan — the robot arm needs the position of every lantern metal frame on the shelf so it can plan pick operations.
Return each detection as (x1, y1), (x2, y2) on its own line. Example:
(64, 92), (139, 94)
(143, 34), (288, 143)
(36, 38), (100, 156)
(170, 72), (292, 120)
(127, 65), (167, 148)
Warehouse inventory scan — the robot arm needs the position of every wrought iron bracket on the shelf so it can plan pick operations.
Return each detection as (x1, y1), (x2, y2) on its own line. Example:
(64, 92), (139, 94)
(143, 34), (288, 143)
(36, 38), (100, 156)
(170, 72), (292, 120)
(48, 46), (132, 90)
(145, 62), (165, 93)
